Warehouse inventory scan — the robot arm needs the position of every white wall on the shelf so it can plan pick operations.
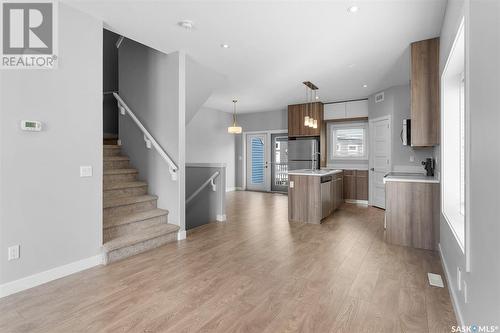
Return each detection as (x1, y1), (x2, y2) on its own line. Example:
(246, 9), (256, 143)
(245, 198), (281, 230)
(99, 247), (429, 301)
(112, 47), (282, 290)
(0, 4), (102, 285)
(439, 0), (500, 326)
(368, 85), (434, 171)
(118, 40), (185, 231)
(234, 109), (287, 188)
(186, 108), (236, 190)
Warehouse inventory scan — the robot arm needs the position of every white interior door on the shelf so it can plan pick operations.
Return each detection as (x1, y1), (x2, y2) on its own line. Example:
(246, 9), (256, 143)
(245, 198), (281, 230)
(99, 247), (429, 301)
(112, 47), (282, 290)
(246, 133), (269, 191)
(369, 116), (391, 209)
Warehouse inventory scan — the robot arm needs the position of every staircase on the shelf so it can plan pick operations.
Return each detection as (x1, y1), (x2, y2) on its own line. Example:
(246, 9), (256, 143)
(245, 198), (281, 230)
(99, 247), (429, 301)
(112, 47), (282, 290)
(102, 144), (179, 264)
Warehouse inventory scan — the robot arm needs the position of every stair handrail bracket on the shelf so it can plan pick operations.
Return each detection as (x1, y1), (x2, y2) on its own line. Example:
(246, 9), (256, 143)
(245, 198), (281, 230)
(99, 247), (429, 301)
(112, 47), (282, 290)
(186, 171), (220, 205)
(113, 93), (178, 181)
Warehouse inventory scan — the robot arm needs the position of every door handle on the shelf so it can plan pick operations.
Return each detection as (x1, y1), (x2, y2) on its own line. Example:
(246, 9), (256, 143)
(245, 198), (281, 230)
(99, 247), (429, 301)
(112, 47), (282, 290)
(370, 168), (375, 171)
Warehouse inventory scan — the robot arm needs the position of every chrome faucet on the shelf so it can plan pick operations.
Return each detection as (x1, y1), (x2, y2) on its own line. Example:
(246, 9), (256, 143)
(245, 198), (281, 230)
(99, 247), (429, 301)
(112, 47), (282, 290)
(312, 152), (321, 171)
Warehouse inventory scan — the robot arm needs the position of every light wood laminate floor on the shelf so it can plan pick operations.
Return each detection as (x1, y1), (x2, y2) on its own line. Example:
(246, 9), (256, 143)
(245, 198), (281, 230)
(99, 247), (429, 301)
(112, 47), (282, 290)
(0, 191), (456, 332)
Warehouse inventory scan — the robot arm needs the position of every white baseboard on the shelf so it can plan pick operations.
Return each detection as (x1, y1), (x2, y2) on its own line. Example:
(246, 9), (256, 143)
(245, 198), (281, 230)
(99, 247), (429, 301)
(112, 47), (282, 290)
(345, 199), (369, 205)
(438, 243), (465, 326)
(226, 187), (236, 192)
(0, 254), (103, 298)
(216, 214), (227, 222)
(177, 230), (187, 240)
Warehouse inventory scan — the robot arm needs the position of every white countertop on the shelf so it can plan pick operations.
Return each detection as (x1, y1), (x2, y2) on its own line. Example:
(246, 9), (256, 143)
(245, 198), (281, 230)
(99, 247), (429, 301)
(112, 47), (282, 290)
(383, 172), (440, 184)
(288, 169), (343, 176)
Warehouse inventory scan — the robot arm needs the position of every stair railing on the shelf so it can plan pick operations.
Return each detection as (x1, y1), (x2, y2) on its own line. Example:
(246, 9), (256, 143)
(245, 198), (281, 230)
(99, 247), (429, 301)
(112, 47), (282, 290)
(113, 92), (178, 181)
(186, 171), (220, 205)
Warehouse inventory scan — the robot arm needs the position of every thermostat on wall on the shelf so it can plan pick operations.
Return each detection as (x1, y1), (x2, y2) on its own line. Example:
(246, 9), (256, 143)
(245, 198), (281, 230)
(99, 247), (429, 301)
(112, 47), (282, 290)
(21, 120), (42, 131)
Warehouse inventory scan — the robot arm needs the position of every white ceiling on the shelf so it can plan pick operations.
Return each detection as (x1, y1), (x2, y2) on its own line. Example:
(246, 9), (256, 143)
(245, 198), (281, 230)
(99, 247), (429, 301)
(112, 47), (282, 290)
(65, 0), (446, 113)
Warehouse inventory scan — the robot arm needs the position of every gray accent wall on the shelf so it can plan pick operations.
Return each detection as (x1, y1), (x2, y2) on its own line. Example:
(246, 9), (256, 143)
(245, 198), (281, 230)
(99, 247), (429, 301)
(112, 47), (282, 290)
(118, 40), (184, 229)
(0, 4), (102, 284)
(234, 109), (287, 188)
(186, 165), (226, 230)
(103, 29), (119, 135)
(368, 84), (434, 171)
(186, 108), (235, 190)
(438, 0), (500, 326)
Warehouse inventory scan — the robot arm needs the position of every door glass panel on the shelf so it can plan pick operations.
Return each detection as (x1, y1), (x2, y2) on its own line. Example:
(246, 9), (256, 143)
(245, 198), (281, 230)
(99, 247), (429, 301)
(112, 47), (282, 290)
(251, 137), (265, 184)
(271, 135), (288, 192)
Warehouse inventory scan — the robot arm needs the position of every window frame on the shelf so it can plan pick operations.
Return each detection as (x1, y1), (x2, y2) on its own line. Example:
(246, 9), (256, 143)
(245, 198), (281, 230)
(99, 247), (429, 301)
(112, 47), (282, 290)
(327, 121), (369, 162)
(441, 17), (469, 272)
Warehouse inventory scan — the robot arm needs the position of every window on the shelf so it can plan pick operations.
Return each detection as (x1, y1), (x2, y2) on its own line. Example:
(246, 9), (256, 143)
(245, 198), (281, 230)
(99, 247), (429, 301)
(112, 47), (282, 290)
(328, 122), (368, 160)
(442, 18), (466, 250)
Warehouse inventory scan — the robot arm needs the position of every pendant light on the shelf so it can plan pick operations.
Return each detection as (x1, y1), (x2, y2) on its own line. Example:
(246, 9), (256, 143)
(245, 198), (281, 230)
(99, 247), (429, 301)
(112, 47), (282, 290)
(227, 99), (242, 134)
(303, 81), (319, 128)
(304, 85), (310, 127)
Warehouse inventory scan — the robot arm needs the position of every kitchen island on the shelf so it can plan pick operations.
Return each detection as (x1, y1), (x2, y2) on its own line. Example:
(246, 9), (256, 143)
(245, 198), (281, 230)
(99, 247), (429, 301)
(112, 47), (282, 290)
(288, 169), (343, 224)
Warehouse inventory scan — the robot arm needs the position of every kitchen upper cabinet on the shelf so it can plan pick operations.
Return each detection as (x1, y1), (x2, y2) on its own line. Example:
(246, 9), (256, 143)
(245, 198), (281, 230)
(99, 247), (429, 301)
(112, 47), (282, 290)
(324, 100), (368, 121)
(411, 37), (440, 146)
(324, 103), (346, 120)
(346, 100), (369, 118)
(288, 102), (323, 137)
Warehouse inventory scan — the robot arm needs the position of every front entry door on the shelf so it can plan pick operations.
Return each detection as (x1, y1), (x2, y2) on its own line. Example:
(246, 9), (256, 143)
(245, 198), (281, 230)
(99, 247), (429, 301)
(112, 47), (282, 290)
(246, 133), (269, 191)
(369, 116), (391, 208)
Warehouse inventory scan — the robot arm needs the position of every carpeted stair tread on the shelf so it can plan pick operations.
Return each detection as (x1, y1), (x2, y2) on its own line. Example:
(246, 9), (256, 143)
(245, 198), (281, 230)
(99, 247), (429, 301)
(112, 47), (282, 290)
(104, 208), (168, 229)
(104, 195), (157, 209)
(104, 168), (138, 175)
(103, 156), (129, 161)
(104, 181), (147, 191)
(103, 223), (179, 252)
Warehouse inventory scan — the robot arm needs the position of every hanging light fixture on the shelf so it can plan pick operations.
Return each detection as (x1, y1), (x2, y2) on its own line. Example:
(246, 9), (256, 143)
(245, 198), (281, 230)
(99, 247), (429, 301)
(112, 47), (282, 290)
(303, 81), (319, 128)
(227, 99), (242, 134)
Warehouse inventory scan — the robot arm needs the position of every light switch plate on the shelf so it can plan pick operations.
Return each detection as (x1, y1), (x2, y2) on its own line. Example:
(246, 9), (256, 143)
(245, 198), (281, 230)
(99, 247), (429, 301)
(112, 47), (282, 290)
(289, 181), (294, 188)
(8, 245), (20, 261)
(428, 273), (444, 288)
(80, 166), (93, 177)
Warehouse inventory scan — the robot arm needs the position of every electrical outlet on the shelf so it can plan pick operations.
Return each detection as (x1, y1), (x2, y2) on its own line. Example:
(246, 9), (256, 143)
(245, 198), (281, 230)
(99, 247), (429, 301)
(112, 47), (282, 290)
(8, 245), (20, 261)
(410, 155), (415, 162)
(289, 181), (294, 188)
(457, 267), (462, 291)
(80, 166), (93, 177)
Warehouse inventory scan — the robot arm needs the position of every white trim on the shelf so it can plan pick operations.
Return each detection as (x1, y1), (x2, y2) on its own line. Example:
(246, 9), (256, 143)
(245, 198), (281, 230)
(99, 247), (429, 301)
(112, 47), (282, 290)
(0, 254), (103, 298)
(177, 230), (187, 241)
(368, 114), (392, 207)
(186, 163), (226, 168)
(440, 16), (469, 269)
(345, 199), (368, 205)
(216, 214), (227, 222)
(226, 187), (236, 192)
(439, 243), (465, 326)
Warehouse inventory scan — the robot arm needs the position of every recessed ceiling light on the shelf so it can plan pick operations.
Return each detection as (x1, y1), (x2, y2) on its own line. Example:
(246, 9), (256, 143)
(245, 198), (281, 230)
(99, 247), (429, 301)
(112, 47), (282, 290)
(363, 84), (368, 88)
(315, 96), (320, 100)
(220, 44), (230, 49)
(348, 6), (359, 13)
(178, 20), (194, 30)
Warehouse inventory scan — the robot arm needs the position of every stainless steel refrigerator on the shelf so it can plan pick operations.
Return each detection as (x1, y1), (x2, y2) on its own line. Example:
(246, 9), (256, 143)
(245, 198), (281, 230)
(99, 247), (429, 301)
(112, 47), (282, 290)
(288, 137), (320, 171)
